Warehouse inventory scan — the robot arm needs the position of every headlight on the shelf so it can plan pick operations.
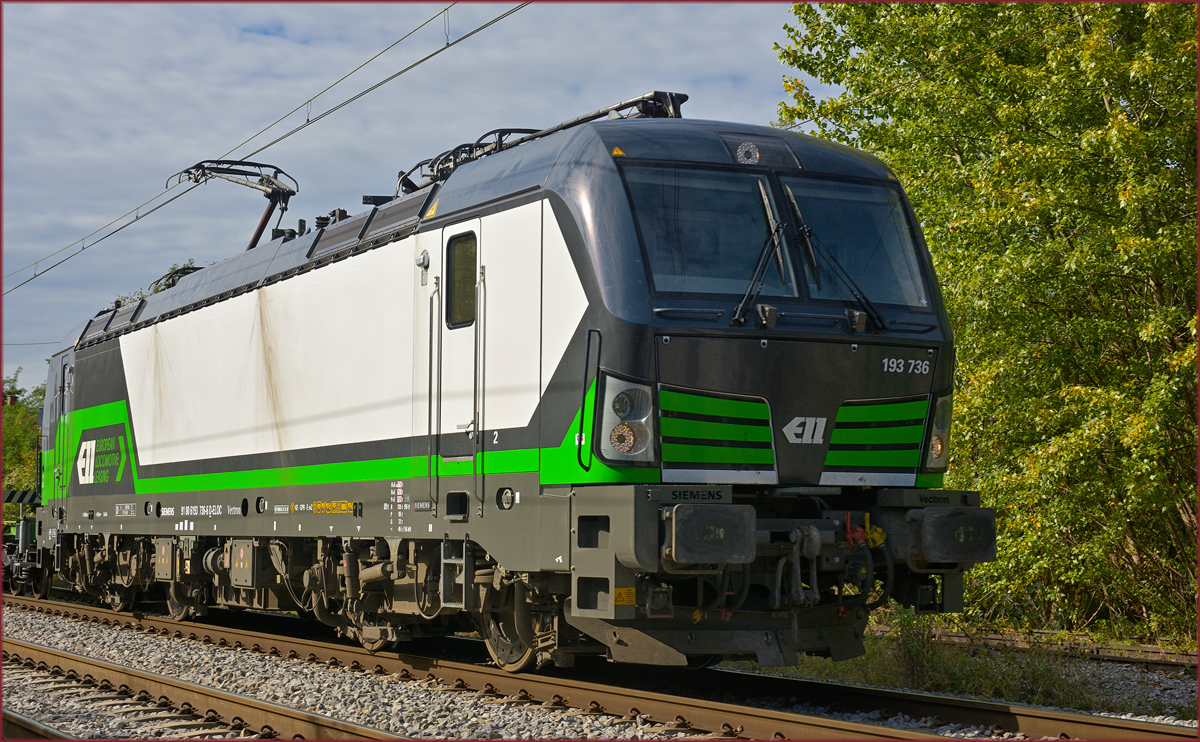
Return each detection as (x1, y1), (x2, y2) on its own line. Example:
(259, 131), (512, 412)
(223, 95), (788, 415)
(598, 375), (657, 464)
(923, 392), (952, 470)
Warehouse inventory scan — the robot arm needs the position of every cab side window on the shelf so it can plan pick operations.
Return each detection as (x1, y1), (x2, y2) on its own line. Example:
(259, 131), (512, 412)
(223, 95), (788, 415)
(446, 232), (477, 329)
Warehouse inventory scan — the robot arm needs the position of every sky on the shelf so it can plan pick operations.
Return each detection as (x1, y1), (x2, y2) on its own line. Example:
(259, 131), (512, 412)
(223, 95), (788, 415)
(2, 3), (831, 386)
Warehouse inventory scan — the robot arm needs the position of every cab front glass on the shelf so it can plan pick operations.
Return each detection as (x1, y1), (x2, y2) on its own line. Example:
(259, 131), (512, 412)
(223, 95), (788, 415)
(619, 161), (932, 312)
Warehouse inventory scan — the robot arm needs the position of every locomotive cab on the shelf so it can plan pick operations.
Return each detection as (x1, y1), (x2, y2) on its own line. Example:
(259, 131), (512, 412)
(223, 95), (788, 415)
(505, 115), (997, 667)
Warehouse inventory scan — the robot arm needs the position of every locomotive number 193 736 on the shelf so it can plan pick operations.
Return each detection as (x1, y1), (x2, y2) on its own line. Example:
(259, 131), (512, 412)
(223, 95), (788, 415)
(883, 358), (931, 374)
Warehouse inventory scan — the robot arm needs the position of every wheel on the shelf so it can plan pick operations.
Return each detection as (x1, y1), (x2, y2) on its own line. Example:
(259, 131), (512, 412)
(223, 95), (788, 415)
(358, 635), (397, 653)
(30, 568), (52, 600)
(105, 586), (136, 612)
(166, 587), (195, 621)
(477, 609), (536, 673)
(8, 576), (26, 596)
(685, 654), (720, 669)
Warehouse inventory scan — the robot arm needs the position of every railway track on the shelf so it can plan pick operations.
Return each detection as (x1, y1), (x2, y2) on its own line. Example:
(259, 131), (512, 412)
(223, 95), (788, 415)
(2, 709), (74, 740)
(2, 638), (405, 739)
(3, 594), (1194, 740)
(866, 625), (1196, 672)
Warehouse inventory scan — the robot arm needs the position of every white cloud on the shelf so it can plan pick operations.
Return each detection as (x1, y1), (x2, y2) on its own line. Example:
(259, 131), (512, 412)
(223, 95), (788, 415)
(3, 2), (833, 383)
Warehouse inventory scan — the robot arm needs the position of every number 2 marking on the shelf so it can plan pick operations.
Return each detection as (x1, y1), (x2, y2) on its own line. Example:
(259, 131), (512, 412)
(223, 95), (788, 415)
(493, 431), (499, 444)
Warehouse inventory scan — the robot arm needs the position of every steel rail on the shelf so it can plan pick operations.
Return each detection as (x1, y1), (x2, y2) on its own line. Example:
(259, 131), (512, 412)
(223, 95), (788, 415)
(1, 637), (405, 740)
(5, 595), (1195, 740)
(3, 596), (936, 740)
(2, 709), (74, 740)
(940, 629), (1195, 670)
(866, 626), (1196, 671)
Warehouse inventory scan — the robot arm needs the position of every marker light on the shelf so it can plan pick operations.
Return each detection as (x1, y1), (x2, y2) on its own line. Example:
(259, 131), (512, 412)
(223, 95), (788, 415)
(598, 375), (657, 465)
(924, 393), (953, 470)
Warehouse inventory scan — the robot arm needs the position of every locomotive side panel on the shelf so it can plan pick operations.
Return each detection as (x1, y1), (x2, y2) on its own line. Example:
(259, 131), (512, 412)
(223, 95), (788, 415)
(120, 246), (416, 467)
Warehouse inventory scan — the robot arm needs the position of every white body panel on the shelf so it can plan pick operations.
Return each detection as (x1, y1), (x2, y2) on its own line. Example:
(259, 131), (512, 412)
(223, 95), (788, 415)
(479, 202), (542, 433)
(121, 198), (589, 468)
(540, 203), (590, 396)
(439, 218), (482, 444)
(411, 230), (442, 443)
(122, 246), (415, 466)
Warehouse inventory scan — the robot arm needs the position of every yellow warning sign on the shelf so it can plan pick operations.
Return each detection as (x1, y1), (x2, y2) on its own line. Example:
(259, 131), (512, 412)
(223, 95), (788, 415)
(614, 587), (637, 605)
(425, 199), (439, 218)
(611, 146), (626, 156)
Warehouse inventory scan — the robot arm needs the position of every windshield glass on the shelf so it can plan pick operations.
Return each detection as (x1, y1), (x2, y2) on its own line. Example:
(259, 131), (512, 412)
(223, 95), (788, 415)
(622, 164), (798, 297)
(781, 176), (930, 310)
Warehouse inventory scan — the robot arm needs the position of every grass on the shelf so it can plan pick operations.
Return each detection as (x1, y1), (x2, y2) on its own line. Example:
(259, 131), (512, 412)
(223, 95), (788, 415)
(720, 607), (1197, 720)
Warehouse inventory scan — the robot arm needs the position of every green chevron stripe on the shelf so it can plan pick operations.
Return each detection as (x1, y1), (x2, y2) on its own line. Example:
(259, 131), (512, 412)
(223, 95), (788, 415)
(823, 449), (921, 468)
(659, 389), (770, 421)
(829, 424), (925, 445)
(835, 399), (929, 423)
(661, 417), (773, 443)
(662, 442), (775, 465)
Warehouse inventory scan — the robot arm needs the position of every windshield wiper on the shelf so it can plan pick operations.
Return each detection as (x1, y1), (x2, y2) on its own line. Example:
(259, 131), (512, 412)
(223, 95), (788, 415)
(784, 185), (821, 291)
(731, 181), (788, 327)
(784, 184), (886, 333)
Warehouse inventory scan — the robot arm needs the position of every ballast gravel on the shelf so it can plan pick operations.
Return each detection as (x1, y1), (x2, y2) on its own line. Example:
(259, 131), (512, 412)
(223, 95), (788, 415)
(736, 656), (1197, 737)
(1, 670), (252, 739)
(2, 608), (688, 740)
(3, 607), (1195, 739)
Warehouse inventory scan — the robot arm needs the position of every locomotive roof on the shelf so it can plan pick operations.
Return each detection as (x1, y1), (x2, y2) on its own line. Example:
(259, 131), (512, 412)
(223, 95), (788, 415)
(61, 117), (897, 355)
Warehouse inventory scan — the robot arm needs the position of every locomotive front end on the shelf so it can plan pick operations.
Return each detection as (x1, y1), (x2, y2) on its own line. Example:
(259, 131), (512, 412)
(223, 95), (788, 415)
(549, 118), (996, 666)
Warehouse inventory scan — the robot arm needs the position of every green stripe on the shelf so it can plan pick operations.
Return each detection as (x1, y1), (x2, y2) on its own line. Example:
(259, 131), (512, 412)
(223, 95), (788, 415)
(662, 443), (775, 465)
(483, 448), (539, 474)
(540, 378), (661, 486)
(137, 457), (432, 494)
(835, 399), (929, 423)
(659, 390), (770, 421)
(661, 417), (773, 443)
(54, 388), (660, 497)
(823, 449), (921, 468)
(140, 448), (542, 494)
(915, 472), (945, 488)
(829, 425), (924, 445)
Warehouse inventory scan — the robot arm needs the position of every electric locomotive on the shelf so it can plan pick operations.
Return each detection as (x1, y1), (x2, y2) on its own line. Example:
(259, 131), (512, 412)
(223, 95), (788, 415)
(13, 91), (996, 671)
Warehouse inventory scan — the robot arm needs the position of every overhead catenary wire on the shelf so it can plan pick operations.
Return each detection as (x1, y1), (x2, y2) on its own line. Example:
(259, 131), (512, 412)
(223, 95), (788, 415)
(3, 4), (453, 288)
(243, 3), (529, 159)
(217, 3), (455, 164)
(3, 185), (201, 296)
(4, 3), (453, 289)
(5, 3), (526, 296)
(783, 5), (1097, 130)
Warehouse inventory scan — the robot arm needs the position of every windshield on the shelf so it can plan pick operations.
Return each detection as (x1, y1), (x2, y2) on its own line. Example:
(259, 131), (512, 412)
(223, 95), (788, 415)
(621, 163), (931, 311)
(780, 176), (929, 310)
(622, 164), (798, 297)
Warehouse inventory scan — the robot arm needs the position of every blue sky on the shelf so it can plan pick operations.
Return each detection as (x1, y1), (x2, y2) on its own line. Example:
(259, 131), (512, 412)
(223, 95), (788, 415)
(2, 3), (829, 385)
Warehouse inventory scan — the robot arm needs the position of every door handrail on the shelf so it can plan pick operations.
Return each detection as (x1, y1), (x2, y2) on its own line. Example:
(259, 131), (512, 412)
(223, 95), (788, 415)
(473, 266), (486, 506)
(426, 277), (440, 513)
(576, 329), (602, 472)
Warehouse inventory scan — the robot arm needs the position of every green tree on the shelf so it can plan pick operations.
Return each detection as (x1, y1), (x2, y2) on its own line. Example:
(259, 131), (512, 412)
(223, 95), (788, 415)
(1, 258), (196, 520)
(777, 3), (1196, 636)
(3, 369), (46, 521)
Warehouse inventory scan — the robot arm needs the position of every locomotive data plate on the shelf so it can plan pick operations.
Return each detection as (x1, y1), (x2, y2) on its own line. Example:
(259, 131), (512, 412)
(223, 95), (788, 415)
(637, 485), (733, 503)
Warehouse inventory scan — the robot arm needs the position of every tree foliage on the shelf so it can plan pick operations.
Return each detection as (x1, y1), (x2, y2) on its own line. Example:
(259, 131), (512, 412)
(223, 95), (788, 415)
(1, 260), (195, 520)
(778, 3), (1196, 636)
(3, 369), (46, 522)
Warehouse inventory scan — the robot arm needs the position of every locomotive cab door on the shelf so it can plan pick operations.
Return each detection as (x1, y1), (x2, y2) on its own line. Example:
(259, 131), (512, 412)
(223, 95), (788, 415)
(438, 219), (483, 505)
(52, 358), (73, 504)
